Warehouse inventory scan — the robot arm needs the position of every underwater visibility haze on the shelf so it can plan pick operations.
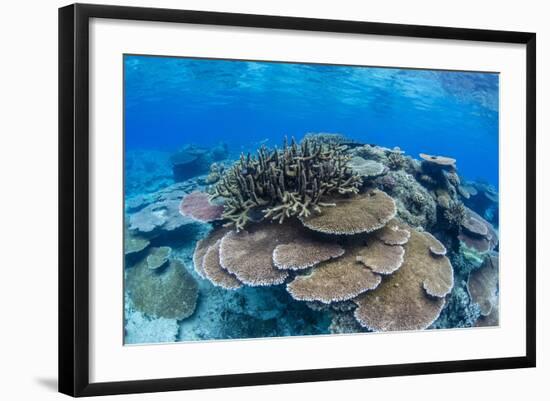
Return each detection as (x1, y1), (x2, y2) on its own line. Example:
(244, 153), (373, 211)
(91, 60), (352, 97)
(123, 55), (500, 344)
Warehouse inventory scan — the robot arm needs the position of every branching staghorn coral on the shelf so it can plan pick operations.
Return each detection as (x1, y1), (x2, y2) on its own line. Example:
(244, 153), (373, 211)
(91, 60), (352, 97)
(211, 138), (361, 230)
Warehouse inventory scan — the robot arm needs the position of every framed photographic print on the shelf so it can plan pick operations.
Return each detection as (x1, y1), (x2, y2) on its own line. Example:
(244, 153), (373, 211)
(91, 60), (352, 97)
(58, 3), (536, 397)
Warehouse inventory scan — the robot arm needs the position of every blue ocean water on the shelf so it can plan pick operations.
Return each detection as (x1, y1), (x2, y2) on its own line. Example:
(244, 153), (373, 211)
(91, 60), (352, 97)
(124, 55), (499, 187)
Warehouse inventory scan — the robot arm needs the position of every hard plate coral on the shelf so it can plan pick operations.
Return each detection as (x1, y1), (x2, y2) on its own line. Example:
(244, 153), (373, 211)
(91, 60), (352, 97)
(348, 157), (385, 179)
(273, 238), (344, 270)
(422, 231), (447, 256)
(128, 199), (195, 234)
(467, 253), (499, 316)
(202, 240), (243, 290)
(193, 227), (231, 278)
(419, 153), (457, 169)
(124, 228), (150, 255)
(211, 138), (361, 230)
(374, 223), (410, 245)
(286, 246), (382, 304)
(219, 221), (309, 286)
(127, 256), (198, 320)
(354, 225), (454, 331)
(179, 191), (224, 222)
(146, 246), (171, 270)
(462, 213), (489, 236)
(355, 238), (405, 275)
(299, 189), (396, 235)
(458, 208), (498, 255)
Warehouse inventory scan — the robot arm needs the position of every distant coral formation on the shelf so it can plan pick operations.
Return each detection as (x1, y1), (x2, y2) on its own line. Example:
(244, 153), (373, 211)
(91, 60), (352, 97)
(171, 142), (229, 182)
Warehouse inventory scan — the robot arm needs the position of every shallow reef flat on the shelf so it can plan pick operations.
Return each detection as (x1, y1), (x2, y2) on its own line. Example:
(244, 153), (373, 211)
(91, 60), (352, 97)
(123, 133), (500, 344)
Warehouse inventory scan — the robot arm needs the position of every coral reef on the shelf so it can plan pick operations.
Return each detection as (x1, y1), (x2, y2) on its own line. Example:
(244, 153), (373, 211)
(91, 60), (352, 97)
(126, 254), (198, 320)
(124, 134), (501, 341)
(211, 138), (361, 230)
(179, 191), (224, 222)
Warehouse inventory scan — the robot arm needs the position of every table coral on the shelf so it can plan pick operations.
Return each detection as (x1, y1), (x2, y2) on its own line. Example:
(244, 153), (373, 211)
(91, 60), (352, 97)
(286, 246), (382, 304)
(419, 153), (457, 169)
(299, 189), (396, 235)
(273, 238), (344, 270)
(202, 240), (243, 290)
(374, 223), (410, 245)
(348, 156), (385, 179)
(354, 224), (454, 331)
(355, 238), (405, 275)
(193, 226), (231, 278)
(458, 207), (498, 256)
(218, 221), (306, 286)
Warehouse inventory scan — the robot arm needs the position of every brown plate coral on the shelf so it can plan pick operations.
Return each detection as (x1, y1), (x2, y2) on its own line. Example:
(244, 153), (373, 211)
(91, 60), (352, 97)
(354, 227), (454, 331)
(299, 189), (396, 235)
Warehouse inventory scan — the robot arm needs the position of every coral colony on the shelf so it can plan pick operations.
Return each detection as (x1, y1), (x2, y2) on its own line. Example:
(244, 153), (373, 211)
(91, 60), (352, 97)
(124, 134), (499, 343)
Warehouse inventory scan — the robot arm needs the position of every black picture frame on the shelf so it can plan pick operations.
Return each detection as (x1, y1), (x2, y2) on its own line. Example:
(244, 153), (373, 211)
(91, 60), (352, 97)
(59, 3), (536, 397)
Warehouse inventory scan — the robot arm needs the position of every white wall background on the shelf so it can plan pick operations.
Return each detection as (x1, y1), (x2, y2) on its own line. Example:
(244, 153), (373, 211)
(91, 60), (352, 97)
(0, 0), (546, 399)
